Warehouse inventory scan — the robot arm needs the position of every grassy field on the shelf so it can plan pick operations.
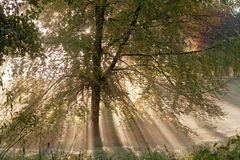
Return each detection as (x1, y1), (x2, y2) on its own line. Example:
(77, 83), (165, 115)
(1, 134), (240, 160)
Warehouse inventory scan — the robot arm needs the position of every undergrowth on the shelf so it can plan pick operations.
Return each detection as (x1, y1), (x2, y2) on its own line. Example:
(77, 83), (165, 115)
(1, 135), (240, 160)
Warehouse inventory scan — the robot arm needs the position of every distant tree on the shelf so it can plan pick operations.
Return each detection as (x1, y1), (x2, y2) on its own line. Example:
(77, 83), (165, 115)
(1, 0), (240, 153)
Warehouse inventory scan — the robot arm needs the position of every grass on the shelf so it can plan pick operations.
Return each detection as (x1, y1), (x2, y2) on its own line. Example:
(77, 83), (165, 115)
(1, 135), (240, 160)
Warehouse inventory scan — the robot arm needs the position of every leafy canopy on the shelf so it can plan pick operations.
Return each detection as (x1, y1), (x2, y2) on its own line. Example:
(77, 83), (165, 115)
(0, 0), (42, 64)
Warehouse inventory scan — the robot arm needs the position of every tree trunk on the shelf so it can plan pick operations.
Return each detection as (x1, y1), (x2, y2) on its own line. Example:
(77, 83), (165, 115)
(87, 0), (106, 151)
(88, 83), (102, 150)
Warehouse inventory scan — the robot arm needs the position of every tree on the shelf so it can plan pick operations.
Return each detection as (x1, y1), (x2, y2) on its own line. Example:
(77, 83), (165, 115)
(1, 0), (240, 153)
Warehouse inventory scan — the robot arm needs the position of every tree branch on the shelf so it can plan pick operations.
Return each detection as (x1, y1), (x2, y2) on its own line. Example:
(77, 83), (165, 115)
(105, 4), (141, 75)
(121, 45), (216, 57)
